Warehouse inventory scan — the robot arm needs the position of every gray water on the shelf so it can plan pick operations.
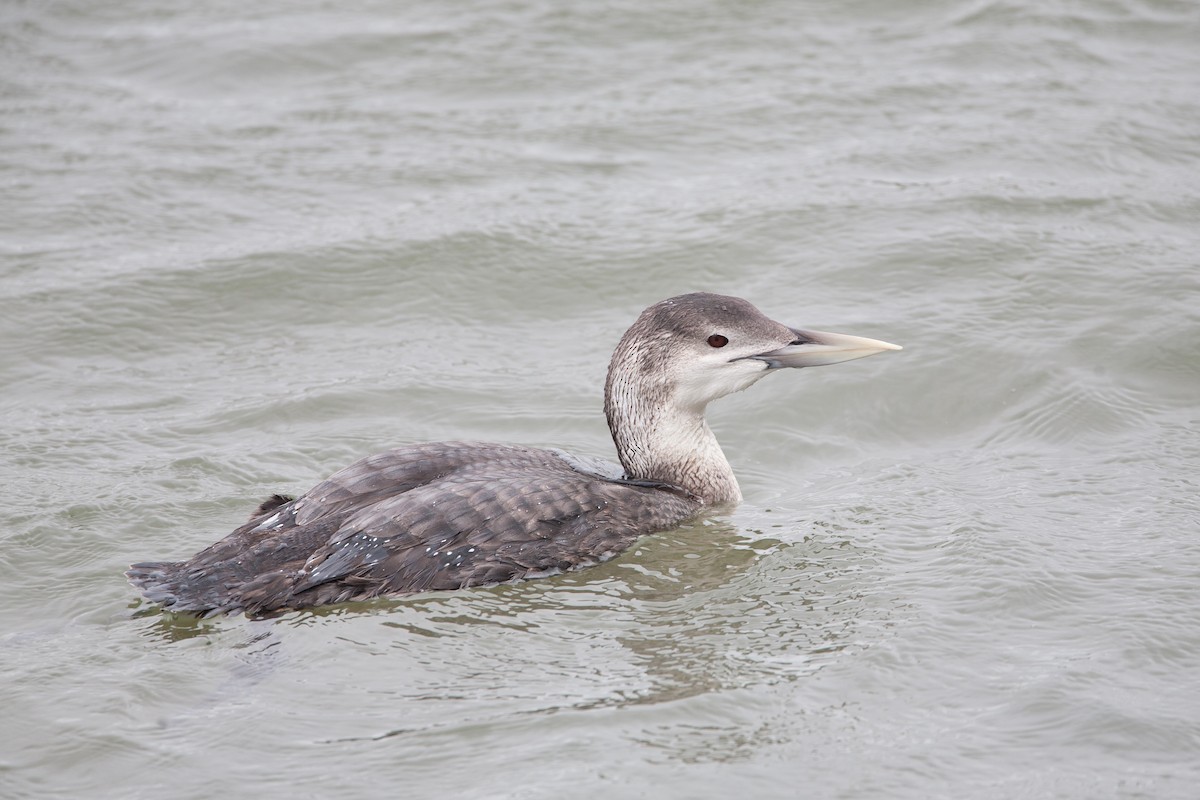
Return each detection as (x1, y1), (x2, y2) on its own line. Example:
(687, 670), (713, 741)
(2, 0), (1199, 797)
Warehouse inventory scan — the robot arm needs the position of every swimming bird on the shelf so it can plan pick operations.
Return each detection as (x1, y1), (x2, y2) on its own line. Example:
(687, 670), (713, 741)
(127, 293), (900, 616)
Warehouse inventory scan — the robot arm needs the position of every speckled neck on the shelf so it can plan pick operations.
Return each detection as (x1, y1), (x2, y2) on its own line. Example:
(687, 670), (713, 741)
(603, 308), (742, 506)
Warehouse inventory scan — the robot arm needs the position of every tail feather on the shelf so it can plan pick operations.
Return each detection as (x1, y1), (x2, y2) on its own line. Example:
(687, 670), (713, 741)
(127, 494), (304, 615)
(127, 561), (186, 605)
(127, 560), (238, 614)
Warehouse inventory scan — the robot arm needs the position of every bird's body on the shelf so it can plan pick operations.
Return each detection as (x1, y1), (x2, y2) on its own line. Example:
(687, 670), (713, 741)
(128, 293), (900, 616)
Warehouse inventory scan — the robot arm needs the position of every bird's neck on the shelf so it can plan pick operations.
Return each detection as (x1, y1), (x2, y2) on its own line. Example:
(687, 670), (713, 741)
(604, 380), (742, 506)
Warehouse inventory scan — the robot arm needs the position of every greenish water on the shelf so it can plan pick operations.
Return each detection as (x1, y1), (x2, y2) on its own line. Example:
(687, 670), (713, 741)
(2, 1), (1198, 798)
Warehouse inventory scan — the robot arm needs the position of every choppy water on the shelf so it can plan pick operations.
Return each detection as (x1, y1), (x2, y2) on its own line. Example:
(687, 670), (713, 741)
(3, 0), (1199, 797)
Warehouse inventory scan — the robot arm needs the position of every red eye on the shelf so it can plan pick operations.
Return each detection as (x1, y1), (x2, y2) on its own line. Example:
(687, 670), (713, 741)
(707, 334), (728, 348)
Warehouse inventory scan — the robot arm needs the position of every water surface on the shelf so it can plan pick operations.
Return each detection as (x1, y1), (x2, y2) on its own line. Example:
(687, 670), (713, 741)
(2, 1), (1199, 797)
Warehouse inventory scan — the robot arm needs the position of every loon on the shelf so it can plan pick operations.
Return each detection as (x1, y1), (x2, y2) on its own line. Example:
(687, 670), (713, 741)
(127, 293), (900, 616)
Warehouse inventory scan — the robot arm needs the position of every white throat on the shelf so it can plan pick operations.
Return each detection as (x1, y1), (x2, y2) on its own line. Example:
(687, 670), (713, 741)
(606, 385), (743, 505)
